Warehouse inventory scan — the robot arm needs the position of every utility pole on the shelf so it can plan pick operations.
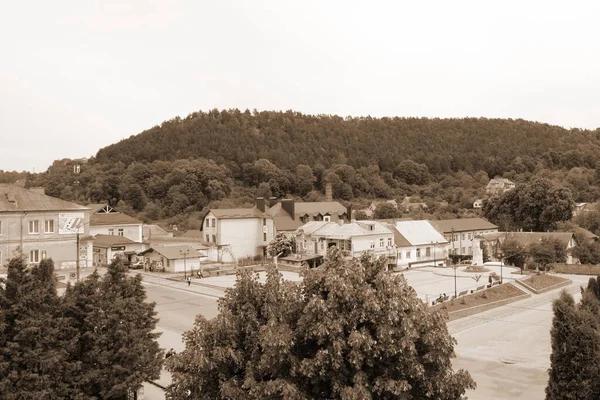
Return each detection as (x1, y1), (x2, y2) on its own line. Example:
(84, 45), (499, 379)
(180, 249), (189, 280)
(76, 231), (80, 281)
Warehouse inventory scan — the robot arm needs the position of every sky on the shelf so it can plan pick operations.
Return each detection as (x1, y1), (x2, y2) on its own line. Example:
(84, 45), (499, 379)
(1, 0), (600, 172)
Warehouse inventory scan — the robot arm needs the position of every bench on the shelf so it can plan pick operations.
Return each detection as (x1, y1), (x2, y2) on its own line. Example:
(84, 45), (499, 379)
(476, 285), (486, 291)
(458, 290), (469, 297)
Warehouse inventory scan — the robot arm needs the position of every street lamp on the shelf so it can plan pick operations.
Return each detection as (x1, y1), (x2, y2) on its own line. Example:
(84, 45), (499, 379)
(71, 219), (92, 281)
(180, 249), (189, 280)
(453, 262), (458, 298)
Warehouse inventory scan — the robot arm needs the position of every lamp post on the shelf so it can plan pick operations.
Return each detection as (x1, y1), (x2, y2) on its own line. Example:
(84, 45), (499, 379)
(72, 219), (91, 282)
(180, 249), (189, 280)
(453, 263), (457, 298)
(431, 241), (438, 267)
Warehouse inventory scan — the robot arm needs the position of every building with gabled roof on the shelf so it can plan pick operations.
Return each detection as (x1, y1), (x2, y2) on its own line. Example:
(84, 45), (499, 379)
(0, 184), (93, 268)
(87, 203), (143, 242)
(201, 197), (350, 263)
(91, 234), (144, 267)
(430, 217), (498, 256)
(138, 244), (206, 274)
(295, 220), (394, 260)
(486, 177), (515, 196)
(393, 220), (449, 268)
(476, 231), (579, 265)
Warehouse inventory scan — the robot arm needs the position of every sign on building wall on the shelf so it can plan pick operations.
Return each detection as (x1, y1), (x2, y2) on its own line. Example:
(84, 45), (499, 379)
(59, 213), (85, 234)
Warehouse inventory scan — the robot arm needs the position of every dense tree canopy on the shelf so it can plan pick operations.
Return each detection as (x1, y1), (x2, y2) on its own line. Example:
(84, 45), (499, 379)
(483, 179), (573, 232)
(167, 250), (475, 399)
(13, 109), (600, 225)
(0, 256), (163, 399)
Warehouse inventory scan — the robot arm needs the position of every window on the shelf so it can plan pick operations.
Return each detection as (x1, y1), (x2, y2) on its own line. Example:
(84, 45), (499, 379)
(118, 228), (124, 236)
(41, 250), (47, 260)
(212, 234), (216, 243)
(205, 219), (209, 228)
(387, 238), (392, 247)
(398, 251), (402, 259)
(416, 248), (421, 258)
(461, 247), (465, 254)
(263, 232), (267, 241)
(263, 218), (266, 226)
(380, 238), (384, 248)
(370, 241), (375, 249)
(108, 228), (114, 235)
(461, 233), (465, 240)
(44, 220), (54, 233)
(406, 251), (411, 259)
(324, 215), (331, 222)
(29, 249), (39, 263)
(28, 220), (39, 234)
(426, 247), (431, 257)
(468, 246), (473, 255)
(206, 234), (210, 242)
(468, 232), (472, 240)
(212, 219), (215, 227)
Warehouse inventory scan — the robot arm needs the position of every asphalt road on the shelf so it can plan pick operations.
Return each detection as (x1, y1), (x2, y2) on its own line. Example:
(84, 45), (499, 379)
(449, 275), (589, 400)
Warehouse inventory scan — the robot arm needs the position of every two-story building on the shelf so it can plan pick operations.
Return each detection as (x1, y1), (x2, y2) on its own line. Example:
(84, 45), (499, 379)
(295, 220), (394, 259)
(88, 203), (143, 242)
(201, 197), (350, 263)
(429, 218), (498, 256)
(0, 185), (93, 268)
(393, 220), (449, 268)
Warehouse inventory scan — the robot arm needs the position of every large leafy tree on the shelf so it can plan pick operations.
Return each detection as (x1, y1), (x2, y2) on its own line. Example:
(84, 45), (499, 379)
(167, 250), (475, 399)
(528, 238), (567, 269)
(267, 232), (296, 257)
(0, 258), (71, 399)
(500, 239), (527, 273)
(62, 257), (163, 398)
(484, 178), (573, 232)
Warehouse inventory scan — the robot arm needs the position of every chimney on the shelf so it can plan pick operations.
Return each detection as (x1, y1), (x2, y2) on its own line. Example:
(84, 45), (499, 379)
(256, 197), (265, 212)
(269, 197), (279, 208)
(281, 199), (295, 219)
(325, 182), (333, 202)
(346, 205), (352, 222)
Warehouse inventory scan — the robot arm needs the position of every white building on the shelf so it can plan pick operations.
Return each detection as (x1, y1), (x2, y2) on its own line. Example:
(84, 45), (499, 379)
(393, 220), (449, 269)
(88, 204), (143, 242)
(295, 220), (395, 259)
(429, 218), (499, 256)
(139, 245), (205, 274)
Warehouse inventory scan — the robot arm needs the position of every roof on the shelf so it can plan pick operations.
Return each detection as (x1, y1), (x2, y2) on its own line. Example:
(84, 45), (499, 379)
(87, 203), (142, 226)
(139, 245), (203, 260)
(208, 207), (265, 219)
(394, 220), (449, 246)
(179, 229), (203, 238)
(92, 234), (138, 248)
(143, 224), (171, 238)
(0, 185), (89, 212)
(382, 223), (412, 248)
(296, 220), (393, 240)
(268, 201), (347, 231)
(480, 232), (576, 249)
(430, 218), (498, 233)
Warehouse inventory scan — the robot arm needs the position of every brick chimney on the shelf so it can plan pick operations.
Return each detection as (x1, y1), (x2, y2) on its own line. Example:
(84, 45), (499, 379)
(346, 205), (352, 222)
(325, 182), (333, 202)
(281, 199), (295, 219)
(255, 197), (265, 212)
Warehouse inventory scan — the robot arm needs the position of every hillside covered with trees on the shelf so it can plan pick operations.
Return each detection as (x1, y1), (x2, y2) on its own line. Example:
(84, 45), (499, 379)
(20, 109), (600, 228)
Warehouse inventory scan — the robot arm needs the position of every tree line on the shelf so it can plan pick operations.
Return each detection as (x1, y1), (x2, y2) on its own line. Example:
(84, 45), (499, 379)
(0, 257), (162, 399)
(9, 109), (600, 227)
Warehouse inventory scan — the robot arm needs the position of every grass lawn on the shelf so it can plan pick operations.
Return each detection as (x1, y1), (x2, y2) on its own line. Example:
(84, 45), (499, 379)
(434, 283), (527, 316)
(522, 274), (570, 291)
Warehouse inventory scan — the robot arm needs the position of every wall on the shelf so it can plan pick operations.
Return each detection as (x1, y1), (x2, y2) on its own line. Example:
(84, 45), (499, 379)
(90, 224), (142, 242)
(445, 228), (499, 256)
(217, 218), (274, 261)
(351, 234), (393, 257)
(395, 244), (444, 269)
(0, 210), (92, 268)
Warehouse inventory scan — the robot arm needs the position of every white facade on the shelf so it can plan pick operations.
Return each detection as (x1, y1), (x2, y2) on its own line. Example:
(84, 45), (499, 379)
(203, 212), (275, 262)
(393, 243), (445, 269)
(90, 224), (143, 243)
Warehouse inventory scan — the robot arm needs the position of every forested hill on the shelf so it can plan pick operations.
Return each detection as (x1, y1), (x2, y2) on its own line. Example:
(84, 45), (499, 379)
(96, 109), (600, 175)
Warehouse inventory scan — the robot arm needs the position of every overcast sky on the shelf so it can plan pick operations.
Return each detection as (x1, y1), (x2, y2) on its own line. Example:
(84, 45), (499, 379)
(1, 0), (599, 172)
